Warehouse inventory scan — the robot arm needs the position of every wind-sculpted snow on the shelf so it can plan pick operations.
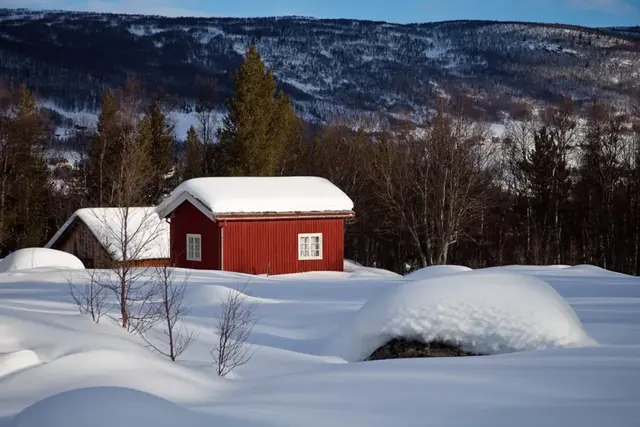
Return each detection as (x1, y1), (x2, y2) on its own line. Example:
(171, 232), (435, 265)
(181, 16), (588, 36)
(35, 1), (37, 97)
(404, 265), (472, 280)
(0, 248), (84, 273)
(0, 351), (41, 378)
(328, 271), (598, 361)
(0, 263), (638, 426)
(9, 387), (210, 427)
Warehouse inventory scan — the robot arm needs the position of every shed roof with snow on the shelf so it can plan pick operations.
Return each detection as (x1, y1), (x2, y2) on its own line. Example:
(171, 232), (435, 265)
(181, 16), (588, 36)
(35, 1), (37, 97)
(155, 176), (355, 220)
(45, 207), (170, 261)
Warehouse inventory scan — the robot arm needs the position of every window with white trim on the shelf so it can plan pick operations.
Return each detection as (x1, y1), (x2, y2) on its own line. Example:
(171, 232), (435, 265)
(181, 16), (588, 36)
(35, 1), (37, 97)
(298, 233), (323, 260)
(186, 234), (202, 261)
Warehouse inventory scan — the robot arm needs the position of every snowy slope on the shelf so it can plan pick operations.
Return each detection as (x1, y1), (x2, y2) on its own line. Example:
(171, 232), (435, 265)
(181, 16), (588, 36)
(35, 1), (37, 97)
(0, 264), (639, 426)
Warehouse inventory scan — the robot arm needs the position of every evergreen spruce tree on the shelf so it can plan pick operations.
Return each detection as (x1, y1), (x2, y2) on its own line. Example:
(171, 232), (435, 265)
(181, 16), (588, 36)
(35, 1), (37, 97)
(139, 103), (175, 203)
(87, 88), (121, 206)
(217, 44), (300, 176)
(519, 125), (570, 263)
(183, 125), (204, 180)
(1, 84), (52, 252)
(575, 103), (624, 268)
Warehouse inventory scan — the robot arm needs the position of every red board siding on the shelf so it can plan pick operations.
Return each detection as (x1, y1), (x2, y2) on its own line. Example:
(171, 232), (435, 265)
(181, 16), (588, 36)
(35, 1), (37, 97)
(170, 202), (220, 270)
(222, 218), (344, 275)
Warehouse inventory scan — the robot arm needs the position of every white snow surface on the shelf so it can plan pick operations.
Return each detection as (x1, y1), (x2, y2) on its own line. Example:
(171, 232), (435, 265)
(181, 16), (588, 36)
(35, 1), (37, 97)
(10, 387), (210, 427)
(45, 207), (169, 261)
(328, 271), (597, 361)
(0, 263), (639, 426)
(404, 264), (472, 280)
(156, 176), (354, 217)
(0, 248), (84, 273)
(344, 259), (402, 278)
(0, 351), (41, 378)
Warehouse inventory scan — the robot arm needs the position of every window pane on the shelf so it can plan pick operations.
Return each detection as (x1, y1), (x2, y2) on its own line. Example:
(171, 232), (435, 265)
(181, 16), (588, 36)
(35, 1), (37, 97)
(187, 235), (201, 260)
(299, 234), (323, 259)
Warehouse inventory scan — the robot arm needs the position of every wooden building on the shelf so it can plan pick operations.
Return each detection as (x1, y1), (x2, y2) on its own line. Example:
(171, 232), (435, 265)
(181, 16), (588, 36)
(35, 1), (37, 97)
(155, 176), (355, 275)
(45, 207), (170, 268)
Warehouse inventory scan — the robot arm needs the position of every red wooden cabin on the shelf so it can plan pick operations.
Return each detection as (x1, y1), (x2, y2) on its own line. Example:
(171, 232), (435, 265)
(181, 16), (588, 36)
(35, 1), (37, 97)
(155, 177), (355, 275)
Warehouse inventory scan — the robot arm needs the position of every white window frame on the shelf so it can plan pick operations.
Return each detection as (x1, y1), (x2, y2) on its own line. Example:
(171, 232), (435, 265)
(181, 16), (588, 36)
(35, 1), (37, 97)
(186, 233), (202, 262)
(298, 233), (323, 261)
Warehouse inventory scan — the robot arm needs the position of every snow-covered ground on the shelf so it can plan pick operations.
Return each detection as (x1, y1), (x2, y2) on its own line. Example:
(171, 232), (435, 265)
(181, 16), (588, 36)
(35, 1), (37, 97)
(0, 262), (639, 426)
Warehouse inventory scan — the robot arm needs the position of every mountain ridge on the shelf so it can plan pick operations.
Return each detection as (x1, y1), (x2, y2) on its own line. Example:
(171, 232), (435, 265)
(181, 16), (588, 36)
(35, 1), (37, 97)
(1, 8), (638, 136)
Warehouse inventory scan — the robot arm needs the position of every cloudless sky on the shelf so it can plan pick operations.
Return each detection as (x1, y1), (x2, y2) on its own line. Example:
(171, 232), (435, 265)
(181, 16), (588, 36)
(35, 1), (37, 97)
(3, 0), (640, 27)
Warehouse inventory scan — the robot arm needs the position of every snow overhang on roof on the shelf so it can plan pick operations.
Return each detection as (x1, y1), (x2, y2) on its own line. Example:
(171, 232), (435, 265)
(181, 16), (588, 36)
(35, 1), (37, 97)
(155, 176), (355, 220)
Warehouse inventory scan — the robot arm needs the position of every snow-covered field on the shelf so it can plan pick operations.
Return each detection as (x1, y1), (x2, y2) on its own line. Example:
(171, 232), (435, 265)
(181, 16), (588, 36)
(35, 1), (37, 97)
(0, 260), (639, 426)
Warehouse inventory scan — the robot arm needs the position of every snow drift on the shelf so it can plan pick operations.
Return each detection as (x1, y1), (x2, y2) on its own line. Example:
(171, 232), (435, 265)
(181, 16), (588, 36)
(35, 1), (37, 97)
(404, 265), (472, 280)
(9, 386), (209, 427)
(344, 260), (402, 278)
(328, 271), (598, 361)
(188, 284), (278, 306)
(0, 350), (41, 378)
(0, 248), (84, 273)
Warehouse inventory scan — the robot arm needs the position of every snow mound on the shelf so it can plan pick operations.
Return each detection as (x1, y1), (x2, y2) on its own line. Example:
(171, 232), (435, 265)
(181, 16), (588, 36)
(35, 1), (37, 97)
(566, 264), (626, 276)
(405, 265), (472, 280)
(344, 260), (402, 278)
(0, 350), (41, 378)
(328, 271), (598, 361)
(188, 284), (277, 306)
(349, 269), (402, 278)
(0, 248), (84, 273)
(10, 386), (208, 427)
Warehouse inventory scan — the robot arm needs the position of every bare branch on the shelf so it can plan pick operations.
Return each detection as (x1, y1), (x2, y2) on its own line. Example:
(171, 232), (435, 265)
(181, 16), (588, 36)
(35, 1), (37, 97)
(87, 206), (165, 333)
(142, 265), (196, 361)
(211, 281), (259, 377)
(66, 269), (111, 323)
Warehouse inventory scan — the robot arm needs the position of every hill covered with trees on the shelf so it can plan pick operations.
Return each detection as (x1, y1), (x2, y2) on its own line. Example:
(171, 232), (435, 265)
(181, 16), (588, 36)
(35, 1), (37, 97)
(0, 9), (639, 130)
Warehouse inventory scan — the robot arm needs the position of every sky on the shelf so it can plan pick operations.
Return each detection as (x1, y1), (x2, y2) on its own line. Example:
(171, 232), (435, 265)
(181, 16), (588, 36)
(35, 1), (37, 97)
(0, 0), (639, 27)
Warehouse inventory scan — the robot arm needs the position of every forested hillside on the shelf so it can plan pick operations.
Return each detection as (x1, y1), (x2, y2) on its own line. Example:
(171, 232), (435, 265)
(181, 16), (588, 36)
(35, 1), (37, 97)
(1, 40), (639, 275)
(0, 8), (639, 131)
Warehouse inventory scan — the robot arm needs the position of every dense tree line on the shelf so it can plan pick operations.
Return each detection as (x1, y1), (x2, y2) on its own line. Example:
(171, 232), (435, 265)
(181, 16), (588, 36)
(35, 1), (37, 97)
(1, 44), (639, 276)
(0, 84), (53, 253)
(320, 97), (640, 275)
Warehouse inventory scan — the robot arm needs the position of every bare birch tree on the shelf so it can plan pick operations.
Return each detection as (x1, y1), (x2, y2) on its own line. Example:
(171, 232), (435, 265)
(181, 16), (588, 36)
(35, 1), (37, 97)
(211, 282), (259, 376)
(143, 265), (195, 361)
(88, 207), (165, 333)
(501, 108), (539, 262)
(370, 101), (494, 266)
(87, 80), (164, 332)
(67, 269), (110, 324)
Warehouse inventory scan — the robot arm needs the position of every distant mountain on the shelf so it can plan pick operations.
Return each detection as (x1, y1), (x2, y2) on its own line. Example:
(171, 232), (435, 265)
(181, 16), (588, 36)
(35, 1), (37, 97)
(1, 9), (639, 137)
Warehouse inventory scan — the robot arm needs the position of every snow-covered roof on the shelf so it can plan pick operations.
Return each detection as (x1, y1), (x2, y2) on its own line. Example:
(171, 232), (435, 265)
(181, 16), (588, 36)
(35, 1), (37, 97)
(156, 176), (354, 219)
(45, 207), (170, 261)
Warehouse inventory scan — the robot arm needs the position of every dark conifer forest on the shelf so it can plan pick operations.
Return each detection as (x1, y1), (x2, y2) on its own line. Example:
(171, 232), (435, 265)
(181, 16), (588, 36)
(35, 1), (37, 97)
(1, 9), (639, 275)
